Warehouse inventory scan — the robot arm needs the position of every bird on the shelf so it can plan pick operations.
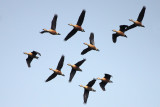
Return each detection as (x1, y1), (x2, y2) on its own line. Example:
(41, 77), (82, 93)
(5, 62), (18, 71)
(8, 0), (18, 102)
(64, 10), (86, 41)
(24, 51), (41, 68)
(45, 55), (65, 82)
(79, 78), (96, 104)
(81, 32), (99, 55)
(97, 74), (113, 91)
(67, 59), (86, 82)
(112, 25), (129, 43)
(126, 6), (146, 31)
(40, 14), (60, 35)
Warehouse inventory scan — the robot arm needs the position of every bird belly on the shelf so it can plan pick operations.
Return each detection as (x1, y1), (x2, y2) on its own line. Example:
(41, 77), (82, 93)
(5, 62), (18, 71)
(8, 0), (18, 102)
(117, 31), (125, 36)
(49, 29), (57, 34)
(89, 44), (96, 50)
(74, 25), (83, 31)
(54, 70), (62, 75)
(72, 65), (81, 71)
(102, 78), (109, 82)
(134, 21), (142, 26)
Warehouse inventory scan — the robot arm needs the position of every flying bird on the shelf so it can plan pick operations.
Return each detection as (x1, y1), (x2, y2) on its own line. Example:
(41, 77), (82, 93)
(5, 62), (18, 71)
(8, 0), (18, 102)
(24, 51), (41, 67)
(79, 78), (96, 104)
(45, 55), (65, 82)
(97, 74), (113, 91)
(81, 32), (99, 55)
(112, 25), (129, 43)
(67, 59), (86, 82)
(64, 10), (86, 41)
(40, 14), (60, 35)
(126, 6), (146, 31)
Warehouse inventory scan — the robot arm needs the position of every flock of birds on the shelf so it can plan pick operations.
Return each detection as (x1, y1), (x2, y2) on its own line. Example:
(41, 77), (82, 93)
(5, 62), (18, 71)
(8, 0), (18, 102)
(23, 6), (146, 104)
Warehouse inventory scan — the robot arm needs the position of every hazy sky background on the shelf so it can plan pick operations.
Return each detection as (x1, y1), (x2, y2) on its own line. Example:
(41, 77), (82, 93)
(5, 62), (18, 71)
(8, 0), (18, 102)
(0, 0), (160, 107)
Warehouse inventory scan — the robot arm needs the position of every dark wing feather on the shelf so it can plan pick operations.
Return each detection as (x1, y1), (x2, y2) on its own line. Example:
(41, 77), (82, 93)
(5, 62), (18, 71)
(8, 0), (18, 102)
(89, 32), (95, 45)
(51, 14), (58, 30)
(99, 81), (107, 91)
(77, 10), (86, 26)
(83, 90), (89, 104)
(64, 29), (78, 41)
(87, 78), (96, 87)
(69, 69), (76, 82)
(32, 51), (41, 56)
(112, 34), (118, 43)
(26, 56), (33, 67)
(75, 59), (86, 67)
(81, 48), (92, 55)
(104, 74), (112, 80)
(137, 6), (146, 22)
(125, 24), (136, 31)
(119, 25), (128, 32)
(45, 73), (57, 82)
(56, 55), (65, 70)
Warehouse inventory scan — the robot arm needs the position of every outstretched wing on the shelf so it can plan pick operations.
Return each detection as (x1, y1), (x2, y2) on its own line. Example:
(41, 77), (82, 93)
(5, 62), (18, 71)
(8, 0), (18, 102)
(45, 73), (57, 82)
(75, 59), (86, 67)
(112, 34), (118, 43)
(137, 6), (146, 22)
(89, 32), (95, 45)
(56, 55), (65, 71)
(69, 69), (76, 82)
(104, 74), (112, 80)
(125, 24), (136, 31)
(51, 14), (58, 30)
(86, 78), (96, 87)
(83, 90), (89, 104)
(77, 10), (86, 26)
(99, 81), (107, 91)
(26, 56), (33, 67)
(32, 51), (41, 56)
(64, 29), (78, 41)
(81, 48), (92, 55)
(119, 25), (128, 32)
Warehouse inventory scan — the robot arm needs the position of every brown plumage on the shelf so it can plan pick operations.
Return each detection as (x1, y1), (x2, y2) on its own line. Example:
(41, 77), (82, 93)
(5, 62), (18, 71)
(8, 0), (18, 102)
(64, 10), (86, 41)
(24, 51), (41, 68)
(79, 78), (96, 104)
(68, 59), (86, 82)
(126, 6), (146, 31)
(97, 74), (112, 91)
(112, 25), (128, 43)
(81, 32), (99, 55)
(40, 14), (60, 35)
(45, 55), (65, 82)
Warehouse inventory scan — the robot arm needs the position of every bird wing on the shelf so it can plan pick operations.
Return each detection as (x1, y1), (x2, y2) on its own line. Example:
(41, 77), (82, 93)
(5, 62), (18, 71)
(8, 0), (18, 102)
(69, 68), (76, 82)
(75, 59), (86, 67)
(104, 74), (112, 80)
(51, 14), (58, 30)
(125, 24), (136, 31)
(83, 90), (89, 104)
(64, 29), (78, 41)
(26, 56), (33, 67)
(137, 6), (146, 22)
(89, 32), (95, 45)
(99, 81), (107, 91)
(45, 73), (57, 82)
(32, 51), (41, 56)
(112, 34), (118, 43)
(81, 48), (92, 55)
(77, 10), (86, 26)
(120, 25), (128, 32)
(87, 78), (96, 87)
(56, 55), (65, 71)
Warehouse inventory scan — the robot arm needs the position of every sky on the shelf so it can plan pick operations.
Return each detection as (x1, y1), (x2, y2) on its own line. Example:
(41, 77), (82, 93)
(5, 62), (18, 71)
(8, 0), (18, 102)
(0, 0), (160, 107)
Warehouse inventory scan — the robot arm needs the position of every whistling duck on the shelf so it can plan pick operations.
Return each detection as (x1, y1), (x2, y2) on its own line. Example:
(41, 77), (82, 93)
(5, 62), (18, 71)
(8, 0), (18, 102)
(24, 51), (41, 68)
(97, 74), (112, 91)
(45, 55), (65, 82)
(112, 25), (128, 43)
(67, 59), (86, 82)
(79, 78), (96, 104)
(40, 14), (60, 35)
(81, 32), (99, 55)
(64, 10), (86, 41)
(126, 6), (146, 31)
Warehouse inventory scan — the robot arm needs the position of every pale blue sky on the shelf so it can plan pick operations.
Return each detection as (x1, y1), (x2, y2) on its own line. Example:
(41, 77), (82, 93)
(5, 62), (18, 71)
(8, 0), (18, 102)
(0, 0), (160, 107)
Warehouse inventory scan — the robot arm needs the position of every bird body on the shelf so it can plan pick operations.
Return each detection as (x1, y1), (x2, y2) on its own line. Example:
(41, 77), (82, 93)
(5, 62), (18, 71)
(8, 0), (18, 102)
(68, 64), (82, 71)
(49, 68), (64, 76)
(68, 24), (84, 31)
